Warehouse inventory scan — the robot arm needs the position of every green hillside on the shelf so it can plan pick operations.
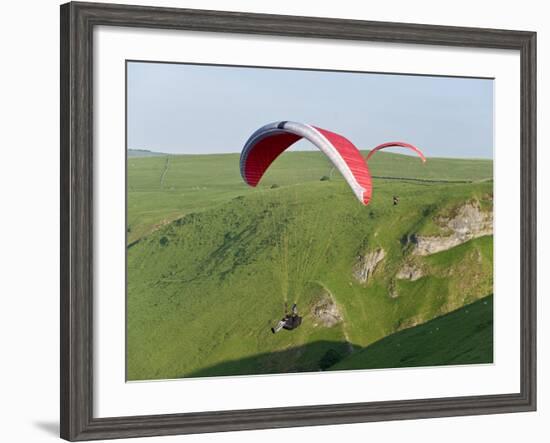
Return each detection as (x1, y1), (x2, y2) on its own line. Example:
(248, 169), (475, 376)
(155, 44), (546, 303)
(187, 295), (493, 377)
(127, 151), (492, 243)
(331, 295), (493, 371)
(127, 150), (493, 380)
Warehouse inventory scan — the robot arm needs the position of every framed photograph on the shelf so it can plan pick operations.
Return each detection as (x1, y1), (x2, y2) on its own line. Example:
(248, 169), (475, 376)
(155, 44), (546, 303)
(60, 1), (536, 441)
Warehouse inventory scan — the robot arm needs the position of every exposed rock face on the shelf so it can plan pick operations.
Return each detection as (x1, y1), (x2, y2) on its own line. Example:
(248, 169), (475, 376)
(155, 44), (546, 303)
(396, 263), (424, 281)
(311, 293), (343, 327)
(388, 279), (399, 299)
(413, 201), (492, 256)
(352, 248), (385, 284)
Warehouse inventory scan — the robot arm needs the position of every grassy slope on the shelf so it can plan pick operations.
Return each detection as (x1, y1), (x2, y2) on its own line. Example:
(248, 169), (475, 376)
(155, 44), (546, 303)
(331, 295), (493, 371)
(127, 151), (492, 243)
(127, 151), (493, 380)
(189, 295), (493, 377)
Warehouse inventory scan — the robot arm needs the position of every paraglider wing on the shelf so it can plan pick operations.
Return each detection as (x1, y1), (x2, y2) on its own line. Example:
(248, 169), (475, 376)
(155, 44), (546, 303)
(240, 121), (372, 205)
(366, 141), (427, 163)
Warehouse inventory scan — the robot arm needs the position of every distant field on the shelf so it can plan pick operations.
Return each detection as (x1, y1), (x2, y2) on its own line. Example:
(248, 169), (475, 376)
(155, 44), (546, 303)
(126, 149), (493, 381)
(127, 150), (492, 244)
(128, 148), (167, 157)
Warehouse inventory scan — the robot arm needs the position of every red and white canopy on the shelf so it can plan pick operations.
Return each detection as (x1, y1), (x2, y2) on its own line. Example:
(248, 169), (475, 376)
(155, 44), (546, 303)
(366, 141), (426, 163)
(240, 121), (373, 205)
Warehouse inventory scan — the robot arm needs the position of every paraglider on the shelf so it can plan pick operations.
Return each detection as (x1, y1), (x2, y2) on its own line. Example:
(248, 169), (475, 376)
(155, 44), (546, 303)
(239, 122), (427, 334)
(240, 121), (427, 206)
(367, 141), (425, 207)
(240, 121), (373, 205)
(366, 141), (426, 163)
(271, 303), (302, 334)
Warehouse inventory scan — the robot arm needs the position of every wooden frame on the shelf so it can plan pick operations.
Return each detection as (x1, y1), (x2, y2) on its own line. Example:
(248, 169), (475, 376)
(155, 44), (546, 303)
(60, 1), (536, 440)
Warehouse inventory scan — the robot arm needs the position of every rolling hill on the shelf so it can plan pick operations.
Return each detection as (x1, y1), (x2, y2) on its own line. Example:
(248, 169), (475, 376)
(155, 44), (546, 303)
(127, 150), (492, 244)
(331, 295), (493, 371)
(126, 150), (493, 380)
(128, 148), (167, 157)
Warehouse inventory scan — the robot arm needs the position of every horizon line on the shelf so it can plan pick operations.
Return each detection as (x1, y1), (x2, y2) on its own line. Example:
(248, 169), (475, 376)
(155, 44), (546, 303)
(128, 147), (494, 161)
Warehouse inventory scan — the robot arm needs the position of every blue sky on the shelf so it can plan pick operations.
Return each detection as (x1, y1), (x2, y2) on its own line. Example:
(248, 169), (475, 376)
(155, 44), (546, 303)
(127, 61), (493, 159)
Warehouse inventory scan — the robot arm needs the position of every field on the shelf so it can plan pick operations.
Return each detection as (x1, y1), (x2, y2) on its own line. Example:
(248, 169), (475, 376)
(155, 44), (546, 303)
(127, 149), (493, 380)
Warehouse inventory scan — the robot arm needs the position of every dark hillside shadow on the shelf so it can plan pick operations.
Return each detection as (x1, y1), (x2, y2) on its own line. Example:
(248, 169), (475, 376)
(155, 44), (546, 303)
(330, 295), (493, 371)
(183, 296), (493, 379)
(184, 340), (357, 379)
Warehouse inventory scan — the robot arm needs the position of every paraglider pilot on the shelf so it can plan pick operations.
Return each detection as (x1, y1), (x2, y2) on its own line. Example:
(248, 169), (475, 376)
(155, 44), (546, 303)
(271, 303), (302, 334)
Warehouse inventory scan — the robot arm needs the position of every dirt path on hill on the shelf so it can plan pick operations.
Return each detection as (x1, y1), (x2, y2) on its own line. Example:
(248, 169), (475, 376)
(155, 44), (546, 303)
(160, 156), (170, 188)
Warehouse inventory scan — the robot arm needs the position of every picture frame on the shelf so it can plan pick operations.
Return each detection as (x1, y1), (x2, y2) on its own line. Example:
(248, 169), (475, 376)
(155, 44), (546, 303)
(60, 1), (536, 441)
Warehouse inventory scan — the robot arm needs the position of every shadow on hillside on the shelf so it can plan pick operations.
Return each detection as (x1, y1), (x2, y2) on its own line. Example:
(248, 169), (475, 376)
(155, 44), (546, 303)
(184, 340), (357, 379)
(183, 296), (494, 379)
